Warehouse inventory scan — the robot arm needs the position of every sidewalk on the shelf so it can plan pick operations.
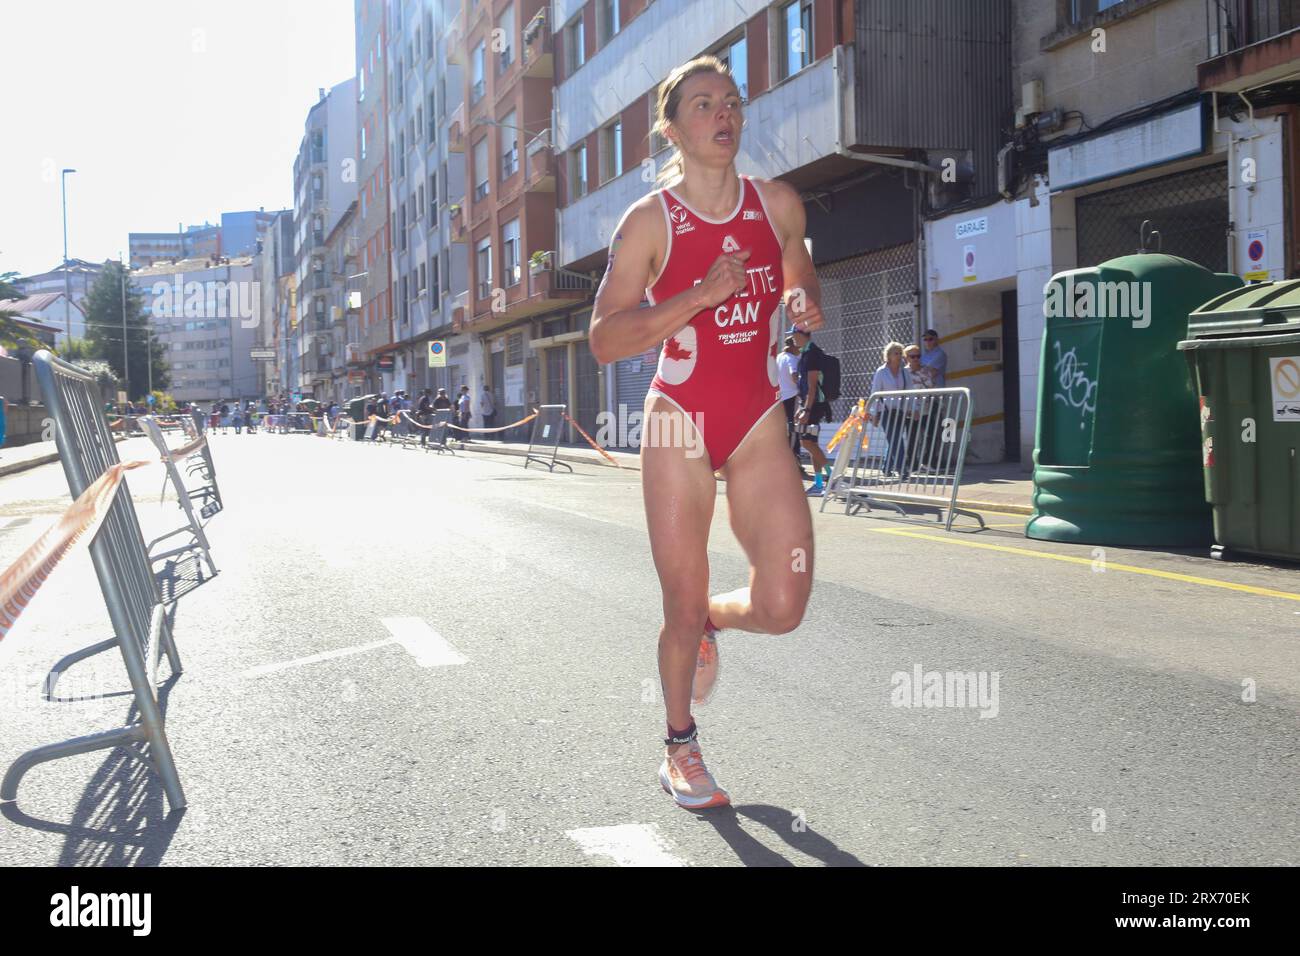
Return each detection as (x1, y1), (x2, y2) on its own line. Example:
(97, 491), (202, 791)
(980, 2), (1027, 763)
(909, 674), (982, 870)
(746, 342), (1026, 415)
(451, 438), (1035, 513)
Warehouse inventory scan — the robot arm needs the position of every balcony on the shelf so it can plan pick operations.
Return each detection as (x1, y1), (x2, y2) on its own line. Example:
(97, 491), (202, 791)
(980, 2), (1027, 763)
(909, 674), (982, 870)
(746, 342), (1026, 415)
(522, 9), (552, 78)
(1200, 0), (1300, 92)
(463, 263), (590, 332)
(525, 132), (555, 192)
(448, 104), (465, 152)
(345, 343), (364, 366)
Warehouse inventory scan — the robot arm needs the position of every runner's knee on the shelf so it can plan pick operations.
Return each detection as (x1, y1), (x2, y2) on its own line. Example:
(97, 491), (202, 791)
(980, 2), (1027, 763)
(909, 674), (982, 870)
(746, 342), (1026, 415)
(662, 600), (709, 639)
(752, 588), (807, 635)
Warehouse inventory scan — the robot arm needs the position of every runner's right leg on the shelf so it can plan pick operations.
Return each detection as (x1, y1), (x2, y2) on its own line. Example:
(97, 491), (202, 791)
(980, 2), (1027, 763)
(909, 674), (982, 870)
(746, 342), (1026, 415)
(641, 394), (729, 808)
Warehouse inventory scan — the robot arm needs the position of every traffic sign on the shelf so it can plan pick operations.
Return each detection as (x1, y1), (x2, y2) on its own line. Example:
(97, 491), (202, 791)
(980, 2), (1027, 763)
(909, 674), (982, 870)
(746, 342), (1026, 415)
(428, 340), (446, 367)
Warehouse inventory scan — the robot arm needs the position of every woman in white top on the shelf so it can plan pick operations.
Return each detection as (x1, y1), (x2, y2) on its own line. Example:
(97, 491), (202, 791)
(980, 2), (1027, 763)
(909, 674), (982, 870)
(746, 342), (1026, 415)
(867, 341), (912, 478)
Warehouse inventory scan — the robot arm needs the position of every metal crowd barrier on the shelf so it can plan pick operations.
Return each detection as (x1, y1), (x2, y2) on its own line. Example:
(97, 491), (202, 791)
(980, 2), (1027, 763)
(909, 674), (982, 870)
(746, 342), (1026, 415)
(524, 405), (572, 472)
(821, 387), (985, 532)
(140, 417), (219, 576)
(3, 350), (186, 809)
(423, 409), (456, 454)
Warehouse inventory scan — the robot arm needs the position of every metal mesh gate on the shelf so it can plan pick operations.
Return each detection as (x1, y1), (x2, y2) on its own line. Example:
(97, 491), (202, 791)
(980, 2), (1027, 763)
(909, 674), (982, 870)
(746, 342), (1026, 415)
(815, 243), (918, 422)
(1075, 164), (1229, 272)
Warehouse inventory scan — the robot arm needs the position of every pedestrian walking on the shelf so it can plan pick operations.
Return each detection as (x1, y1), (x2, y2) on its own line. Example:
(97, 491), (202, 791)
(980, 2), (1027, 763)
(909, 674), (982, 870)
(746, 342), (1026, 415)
(904, 344), (939, 472)
(376, 392), (390, 441)
(219, 401), (230, 435)
(245, 401), (257, 433)
(792, 326), (834, 494)
(587, 54), (824, 810)
(776, 335), (804, 473)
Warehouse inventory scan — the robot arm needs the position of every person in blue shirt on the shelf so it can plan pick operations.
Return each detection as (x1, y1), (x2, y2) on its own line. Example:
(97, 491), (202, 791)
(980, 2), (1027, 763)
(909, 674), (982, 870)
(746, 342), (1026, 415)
(921, 329), (947, 387)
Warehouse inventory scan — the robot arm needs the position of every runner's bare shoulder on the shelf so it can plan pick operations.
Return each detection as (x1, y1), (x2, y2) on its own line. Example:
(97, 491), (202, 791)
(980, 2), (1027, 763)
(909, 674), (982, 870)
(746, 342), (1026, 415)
(748, 177), (798, 248)
(594, 194), (664, 315)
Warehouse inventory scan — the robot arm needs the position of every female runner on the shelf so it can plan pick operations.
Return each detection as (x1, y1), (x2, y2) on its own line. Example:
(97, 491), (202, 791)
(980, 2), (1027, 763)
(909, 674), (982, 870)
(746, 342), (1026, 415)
(589, 55), (826, 809)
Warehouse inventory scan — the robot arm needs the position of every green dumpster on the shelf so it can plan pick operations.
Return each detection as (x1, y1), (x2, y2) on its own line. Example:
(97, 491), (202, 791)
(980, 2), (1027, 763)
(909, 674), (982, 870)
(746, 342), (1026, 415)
(1178, 279), (1300, 562)
(1028, 254), (1242, 546)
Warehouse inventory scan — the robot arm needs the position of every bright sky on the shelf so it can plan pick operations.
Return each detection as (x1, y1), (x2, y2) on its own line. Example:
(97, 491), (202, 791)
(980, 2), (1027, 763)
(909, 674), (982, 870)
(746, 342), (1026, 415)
(0, 0), (356, 278)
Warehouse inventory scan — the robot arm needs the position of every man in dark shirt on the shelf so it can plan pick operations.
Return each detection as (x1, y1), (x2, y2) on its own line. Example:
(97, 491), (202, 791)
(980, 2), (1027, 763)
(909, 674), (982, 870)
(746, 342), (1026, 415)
(791, 327), (833, 494)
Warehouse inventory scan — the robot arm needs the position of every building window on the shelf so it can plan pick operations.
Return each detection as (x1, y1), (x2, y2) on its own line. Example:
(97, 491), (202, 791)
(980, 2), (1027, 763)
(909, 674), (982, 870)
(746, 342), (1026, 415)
(715, 34), (748, 102)
(416, 106), (423, 146)
(473, 137), (490, 200)
(497, 4), (515, 72)
(399, 206), (407, 249)
(472, 41), (486, 102)
(416, 184), (425, 221)
(600, 119), (622, 184)
(360, 125), (367, 160)
(1070, 0), (1127, 22)
(780, 0), (813, 80)
(570, 143), (588, 199)
(565, 15), (585, 74)
(597, 0), (619, 47)
(395, 60), (404, 103)
(429, 172), (438, 216)
(418, 262), (426, 294)
(501, 108), (519, 179)
(430, 255), (440, 308)
(476, 237), (493, 300)
(398, 130), (406, 177)
(428, 92), (436, 143)
(502, 217), (521, 287)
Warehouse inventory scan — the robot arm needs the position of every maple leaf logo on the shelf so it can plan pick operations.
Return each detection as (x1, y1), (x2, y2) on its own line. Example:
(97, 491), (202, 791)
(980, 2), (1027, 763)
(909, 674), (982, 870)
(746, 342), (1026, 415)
(664, 338), (693, 362)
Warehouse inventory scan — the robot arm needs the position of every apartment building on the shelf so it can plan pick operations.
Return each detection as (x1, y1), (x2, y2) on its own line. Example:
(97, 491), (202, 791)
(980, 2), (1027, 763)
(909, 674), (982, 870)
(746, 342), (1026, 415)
(132, 257), (260, 404)
(255, 211), (295, 398)
(293, 78), (358, 400)
(354, 0), (396, 395)
(554, 0), (1010, 448)
(379, 0), (470, 399)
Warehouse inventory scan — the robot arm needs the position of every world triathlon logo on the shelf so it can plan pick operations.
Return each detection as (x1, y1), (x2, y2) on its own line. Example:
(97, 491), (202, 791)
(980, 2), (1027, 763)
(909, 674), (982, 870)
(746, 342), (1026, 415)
(669, 204), (695, 236)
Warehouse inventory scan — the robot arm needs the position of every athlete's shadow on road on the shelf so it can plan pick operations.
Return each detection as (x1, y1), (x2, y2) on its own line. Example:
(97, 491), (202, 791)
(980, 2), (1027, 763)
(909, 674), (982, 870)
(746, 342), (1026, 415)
(1, 675), (185, 866)
(698, 803), (867, 867)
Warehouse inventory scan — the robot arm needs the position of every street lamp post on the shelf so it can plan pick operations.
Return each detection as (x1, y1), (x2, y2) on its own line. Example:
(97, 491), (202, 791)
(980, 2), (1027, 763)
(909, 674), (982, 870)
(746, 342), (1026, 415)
(119, 255), (130, 400)
(61, 168), (77, 341)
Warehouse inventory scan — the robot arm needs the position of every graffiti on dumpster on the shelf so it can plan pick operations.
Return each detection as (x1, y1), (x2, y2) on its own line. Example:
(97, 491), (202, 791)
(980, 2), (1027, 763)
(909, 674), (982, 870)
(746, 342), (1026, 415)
(1052, 340), (1097, 430)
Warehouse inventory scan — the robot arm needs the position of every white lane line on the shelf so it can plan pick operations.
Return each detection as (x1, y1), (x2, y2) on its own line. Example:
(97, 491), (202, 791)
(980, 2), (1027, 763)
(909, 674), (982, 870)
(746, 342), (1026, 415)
(523, 498), (631, 528)
(380, 617), (468, 667)
(242, 638), (396, 677)
(565, 824), (687, 867)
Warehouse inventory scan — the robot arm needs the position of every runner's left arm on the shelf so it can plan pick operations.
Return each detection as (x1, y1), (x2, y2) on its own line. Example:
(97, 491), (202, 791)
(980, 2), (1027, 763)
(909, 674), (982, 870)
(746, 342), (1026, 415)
(767, 180), (824, 333)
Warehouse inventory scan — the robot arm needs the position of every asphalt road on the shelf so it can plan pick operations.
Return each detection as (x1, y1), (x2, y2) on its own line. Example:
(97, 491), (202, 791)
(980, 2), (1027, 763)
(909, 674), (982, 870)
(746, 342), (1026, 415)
(0, 431), (1296, 866)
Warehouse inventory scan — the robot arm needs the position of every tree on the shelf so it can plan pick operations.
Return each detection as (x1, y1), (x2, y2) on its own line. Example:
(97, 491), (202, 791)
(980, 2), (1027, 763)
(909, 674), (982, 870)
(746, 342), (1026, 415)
(57, 336), (99, 362)
(0, 270), (42, 351)
(83, 261), (169, 400)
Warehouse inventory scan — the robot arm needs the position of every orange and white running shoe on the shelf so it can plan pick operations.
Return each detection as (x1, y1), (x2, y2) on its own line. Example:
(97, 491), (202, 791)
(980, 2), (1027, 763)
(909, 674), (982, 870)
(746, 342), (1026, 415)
(692, 630), (720, 705)
(659, 739), (731, 809)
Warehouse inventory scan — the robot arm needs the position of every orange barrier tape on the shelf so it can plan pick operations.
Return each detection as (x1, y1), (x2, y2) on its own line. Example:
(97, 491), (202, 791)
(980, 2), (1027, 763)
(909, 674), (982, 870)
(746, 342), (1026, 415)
(561, 411), (621, 468)
(0, 459), (150, 641)
(411, 410), (539, 434)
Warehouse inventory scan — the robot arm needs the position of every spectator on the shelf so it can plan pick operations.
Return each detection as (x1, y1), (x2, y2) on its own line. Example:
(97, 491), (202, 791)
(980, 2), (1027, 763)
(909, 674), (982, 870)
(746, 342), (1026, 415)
(776, 335), (805, 474)
(219, 401), (231, 435)
(432, 388), (453, 410)
(364, 395), (379, 440)
(233, 402), (245, 434)
(480, 384), (498, 440)
(921, 329), (947, 387)
(791, 326), (833, 495)
(456, 386), (472, 444)
(245, 401), (257, 434)
(417, 388), (434, 447)
(904, 345), (939, 473)
(868, 342), (912, 479)
(375, 392), (390, 441)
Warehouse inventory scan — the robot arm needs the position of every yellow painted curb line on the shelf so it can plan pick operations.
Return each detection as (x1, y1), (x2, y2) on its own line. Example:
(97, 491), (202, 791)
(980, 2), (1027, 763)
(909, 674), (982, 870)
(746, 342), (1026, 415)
(867, 527), (1300, 603)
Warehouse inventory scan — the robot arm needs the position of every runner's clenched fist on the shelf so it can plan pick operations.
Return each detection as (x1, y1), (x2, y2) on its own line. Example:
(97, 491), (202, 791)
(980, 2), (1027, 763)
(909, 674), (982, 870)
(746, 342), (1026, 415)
(692, 249), (752, 310)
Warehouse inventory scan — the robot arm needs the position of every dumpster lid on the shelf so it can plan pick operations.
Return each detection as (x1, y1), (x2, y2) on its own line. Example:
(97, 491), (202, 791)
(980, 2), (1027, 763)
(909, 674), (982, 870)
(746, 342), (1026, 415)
(1182, 279), (1300, 344)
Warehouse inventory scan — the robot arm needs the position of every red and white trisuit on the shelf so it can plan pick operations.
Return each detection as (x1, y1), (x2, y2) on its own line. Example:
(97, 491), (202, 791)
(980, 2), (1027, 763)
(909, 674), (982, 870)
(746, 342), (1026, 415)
(645, 174), (786, 470)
